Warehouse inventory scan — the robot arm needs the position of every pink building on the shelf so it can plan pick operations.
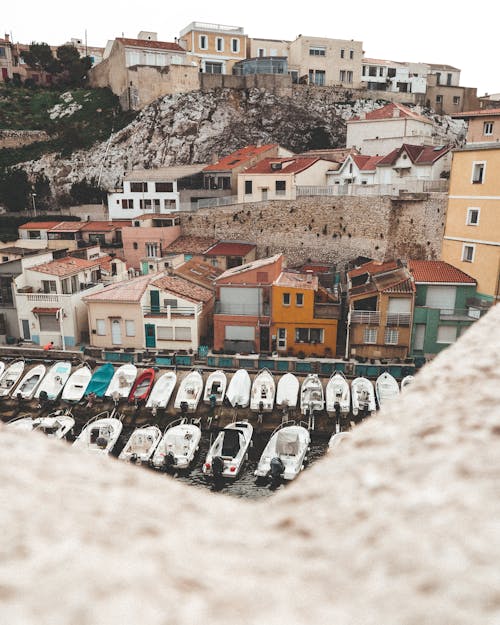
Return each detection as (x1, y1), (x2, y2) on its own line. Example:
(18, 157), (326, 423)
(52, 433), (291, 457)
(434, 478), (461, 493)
(121, 215), (181, 271)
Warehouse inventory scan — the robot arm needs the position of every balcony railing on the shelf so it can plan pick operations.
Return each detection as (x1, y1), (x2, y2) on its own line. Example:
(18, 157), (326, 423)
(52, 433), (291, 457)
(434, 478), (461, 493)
(350, 310), (380, 325)
(297, 179), (449, 197)
(439, 308), (487, 321)
(386, 312), (411, 326)
(142, 305), (197, 318)
(314, 303), (341, 319)
(215, 301), (270, 316)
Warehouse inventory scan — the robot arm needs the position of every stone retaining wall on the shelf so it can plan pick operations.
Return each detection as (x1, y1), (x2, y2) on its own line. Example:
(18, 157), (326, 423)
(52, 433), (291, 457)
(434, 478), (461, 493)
(0, 129), (50, 149)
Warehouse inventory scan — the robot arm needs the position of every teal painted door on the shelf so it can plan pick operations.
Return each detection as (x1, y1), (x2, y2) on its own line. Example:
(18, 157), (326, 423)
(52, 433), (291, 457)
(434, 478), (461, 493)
(145, 324), (156, 348)
(150, 290), (160, 313)
(141, 261), (149, 275)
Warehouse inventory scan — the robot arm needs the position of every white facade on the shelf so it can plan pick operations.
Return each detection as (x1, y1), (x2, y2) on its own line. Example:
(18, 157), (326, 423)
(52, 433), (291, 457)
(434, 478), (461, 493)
(347, 115), (435, 155)
(327, 155), (378, 186)
(362, 59), (428, 94)
(108, 180), (179, 220)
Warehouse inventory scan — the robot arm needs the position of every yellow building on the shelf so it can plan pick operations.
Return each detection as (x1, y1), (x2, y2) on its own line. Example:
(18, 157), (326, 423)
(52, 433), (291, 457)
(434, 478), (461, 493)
(178, 22), (247, 74)
(271, 270), (340, 357)
(442, 109), (500, 301)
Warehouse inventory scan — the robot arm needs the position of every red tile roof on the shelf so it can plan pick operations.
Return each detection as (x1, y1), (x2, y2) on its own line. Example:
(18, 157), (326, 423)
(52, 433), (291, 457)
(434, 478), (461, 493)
(165, 236), (217, 255)
(150, 275), (213, 303)
(243, 157), (320, 175)
(348, 260), (399, 279)
(204, 242), (256, 257)
(173, 259), (222, 289)
(381, 277), (415, 294)
(352, 154), (385, 171)
(84, 273), (155, 303)
(452, 108), (500, 119)
(378, 144), (450, 166)
(203, 144), (278, 172)
(350, 103), (431, 124)
(275, 270), (318, 290)
(116, 38), (185, 52)
(409, 260), (476, 284)
(81, 221), (132, 232)
(19, 221), (62, 230)
(30, 256), (101, 277)
(48, 222), (87, 232)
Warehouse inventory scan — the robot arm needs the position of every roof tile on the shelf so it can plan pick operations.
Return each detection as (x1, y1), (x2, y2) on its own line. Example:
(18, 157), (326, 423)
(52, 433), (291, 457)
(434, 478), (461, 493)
(203, 145), (278, 172)
(409, 260), (476, 284)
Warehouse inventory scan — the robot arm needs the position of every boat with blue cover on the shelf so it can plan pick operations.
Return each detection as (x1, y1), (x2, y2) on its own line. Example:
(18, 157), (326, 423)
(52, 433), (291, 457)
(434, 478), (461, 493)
(84, 363), (115, 398)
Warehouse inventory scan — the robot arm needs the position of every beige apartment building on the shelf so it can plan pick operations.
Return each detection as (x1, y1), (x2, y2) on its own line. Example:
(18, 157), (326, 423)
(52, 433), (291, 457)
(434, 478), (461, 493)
(247, 38), (290, 60)
(178, 22), (247, 74)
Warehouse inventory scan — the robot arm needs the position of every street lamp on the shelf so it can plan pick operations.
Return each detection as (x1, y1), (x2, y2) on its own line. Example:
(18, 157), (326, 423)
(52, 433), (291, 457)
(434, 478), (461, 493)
(31, 193), (37, 217)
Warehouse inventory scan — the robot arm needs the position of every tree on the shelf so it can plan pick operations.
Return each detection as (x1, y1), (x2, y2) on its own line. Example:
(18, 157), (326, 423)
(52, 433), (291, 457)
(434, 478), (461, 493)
(56, 45), (92, 86)
(0, 168), (33, 212)
(69, 177), (107, 205)
(22, 42), (59, 74)
(33, 173), (52, 210)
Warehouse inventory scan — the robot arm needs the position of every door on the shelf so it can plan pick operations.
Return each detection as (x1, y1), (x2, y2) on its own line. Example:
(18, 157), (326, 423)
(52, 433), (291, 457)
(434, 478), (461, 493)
(261, 188), (268, 201)
(277, 328), (286, 350)
(150, 290), (160, 314)
(111, 319), (122, 345)
(413, 324), (425, 352)
(259, 326), (270, 352)
(21, 319), (31, 341)
(141, 261), (149, 275)
(145, 324), (156, 348)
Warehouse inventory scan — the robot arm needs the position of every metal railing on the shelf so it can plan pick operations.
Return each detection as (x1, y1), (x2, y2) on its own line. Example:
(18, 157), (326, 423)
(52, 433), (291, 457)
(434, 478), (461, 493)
(350, 310), (380, 324)
(195, 195), (239, 210)
(386, 312), (411, 326)
(439, 308), (486, 321)
(142, 305), (198, 317)
(297, 179), (448, 197)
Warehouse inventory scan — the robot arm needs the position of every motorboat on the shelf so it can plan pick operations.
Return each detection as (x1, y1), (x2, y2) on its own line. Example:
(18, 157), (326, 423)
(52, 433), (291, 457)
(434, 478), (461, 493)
(15, 364), (47, 400)
(328, 431), (351, 452)
(5, 416), (36, 431)
(118, 425), (162, 463)
(150, 419), (202, 471)
(250, 368), (275, 412)
(73, 412), (123, 455)
(203, 370), (227, 405)
(146, 371), (177, 411)
(61, 364), (92, 403)
(300, 374), (324, 415)
(226, 369), (251, 408)
(0, 360), (25, 398)
(84, 363), (115, 398)
(351, 377), (376, 417)
(276, 373), (300, 409)
(128, 368), (155, 404)
(33, 410), (75, 439)
(401, 375), (415, 390)
(35, 360), (72, 401)
(254, 422), (310, 482)
(0, 361), (5, 379)
(202, 421), (253, 479)
(174, 369), (203, 412)
(104, 364), (138, 401)
(325, 371), (351, 417)
(375, 372), (400, 408)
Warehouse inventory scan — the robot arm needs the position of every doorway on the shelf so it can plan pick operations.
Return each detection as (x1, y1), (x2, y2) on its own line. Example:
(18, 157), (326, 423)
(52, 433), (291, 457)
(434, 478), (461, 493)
(259, 326), (270, 352)
(21, 319), (31, 341)
(111, 319), (122, 345)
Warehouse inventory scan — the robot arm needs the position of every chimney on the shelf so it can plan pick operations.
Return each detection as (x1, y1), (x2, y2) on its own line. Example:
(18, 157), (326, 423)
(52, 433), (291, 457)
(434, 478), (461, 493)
(392, 106), (401, 118)
(211, 152), (219, 165)
(359, 112), (366, 120)
(306, 270), (313, 283)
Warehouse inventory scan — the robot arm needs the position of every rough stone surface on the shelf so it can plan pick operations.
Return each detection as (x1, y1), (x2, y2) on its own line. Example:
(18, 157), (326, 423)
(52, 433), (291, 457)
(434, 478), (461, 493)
(1, 306), (499, 625)
(0, 129), (50, 149)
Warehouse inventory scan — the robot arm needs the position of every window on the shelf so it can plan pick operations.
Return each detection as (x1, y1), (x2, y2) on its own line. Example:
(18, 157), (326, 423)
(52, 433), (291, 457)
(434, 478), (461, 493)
(387, 67), (396, 78)
(349, 49), (354, 59)
(346, 71), (353, 83)
(277, 328), (286, 349)
(436, 72), (441, 85)
(155, 182), (173, 192)
(295, 327), (323, 344)
(472, 162), (485, 184)
(363, 327), (377, 344)
(146, 243), (159, 257)
(130, 182), (147, 192)
(379, 67), (384, 77)
(258, 48), (265, 57)
(96, 319), (106, 335)
(283, 293), (290, 306)
(368, 66), (377, 77)
(362, 65), (366, 76)
(309, 46), (326, 56)
(483, 122), (493, 136)
(340, 49), (345, 58)
(125, 320), (136, 337)
(175, 326), (191, 341)
(437, 325), (457, 344)
(231, 38), (239, 53)
(42, 280), (57, 294)
(140, 199), (152, 210)
(0, 47), (5, 57)
(61, 278), (71, 294)
(466, 207), (480, 225)
(462, 244), (475, 263)
(220, 176), (231, 190)
(453, 96), (460, 105)
(447, 73), (452, 86)
(384, 328), (399, 345)
(313, 70), (325, 86)
(121, 199), (134, 209)
(133, 242), (138, 250)
(164, 299), (177, 308)
(216, 37), (224, 52)
(0, 277), (13, 305)
(436, 95), (443, 103)
(199, 35), (207, 50)
(28, 230), (41, 239)
(245, 180), (253, 195)
(339, 70), (346, 82)
(157, 326), (173, 340)
(275, 180), (286, 195)
(295, 293), (304, 306)
(205, 61), (223, 74)
(39, 314), (59, 332)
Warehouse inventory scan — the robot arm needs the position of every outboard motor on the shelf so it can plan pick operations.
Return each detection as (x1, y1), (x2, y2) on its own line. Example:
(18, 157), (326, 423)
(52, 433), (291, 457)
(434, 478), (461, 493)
(96, 437), (108, 449)
(269, 456), (285, 482)
(212, 455), (225, 479)
(129, 453), (138, 464)
(180, 401), (188, 417)
(209, 394), (217, 410)
(39, 390), (48, 404)
(334, 402), (341, 433)
(163, 451), (176, 470)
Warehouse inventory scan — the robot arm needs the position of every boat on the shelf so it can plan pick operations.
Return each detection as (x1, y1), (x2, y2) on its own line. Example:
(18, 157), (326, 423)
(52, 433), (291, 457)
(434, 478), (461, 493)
(150, 419), (202, 471)
(226, 369), (251, 408)
(128, 368), (155, 404)
(84, 363), (115, 398)
(351, 377), (376, 416)
(174, 369), (203, 412)
(375, 372), (400, 408)
(104, 364), (138, 400)
(35, 360), (72, 401)
(15, 364), (47, 400)
(33, 410), (75, 439)
(202, 421), (253, 479)
(73, 412), (123, 455)
(203, 370), (227, 405)
(146, 371), (177, 411)
(118, 425), (162, 463)
(0, 361), (5, 379)
(276, 373), (300, 409)
(300, 374), (324, 415)
(250, 368), (275, 412)
(325, 371), (351, 416)
(61, 364), (92, 403)
(401, 375), (415, 390)
(254, 422), (310, 482)
(5, 416), (36, 431)
(0, 360), (25, 398)
(328, 431), (351, 452)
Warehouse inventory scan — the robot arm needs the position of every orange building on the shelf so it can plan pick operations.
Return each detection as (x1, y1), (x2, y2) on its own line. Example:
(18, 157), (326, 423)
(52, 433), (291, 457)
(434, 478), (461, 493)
(271, 270), (340, 357)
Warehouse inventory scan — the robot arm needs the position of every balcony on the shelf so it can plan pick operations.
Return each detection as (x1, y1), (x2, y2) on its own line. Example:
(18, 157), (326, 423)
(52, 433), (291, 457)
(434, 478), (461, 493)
(439, 308), (487, 322)
(314, 303), (341, 319)
(386, 312), (411, 326)
(215, 301), (270, 317)
(142, 305), (198, 318)
(351, 310), (380, 325)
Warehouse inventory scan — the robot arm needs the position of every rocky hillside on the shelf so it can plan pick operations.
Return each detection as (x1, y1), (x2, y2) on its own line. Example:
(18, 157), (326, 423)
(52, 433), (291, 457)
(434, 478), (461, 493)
(19, 87), (466, 199)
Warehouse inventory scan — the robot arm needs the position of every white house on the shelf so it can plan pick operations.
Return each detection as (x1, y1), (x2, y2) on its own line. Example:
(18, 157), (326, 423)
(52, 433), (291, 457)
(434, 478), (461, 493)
(326, 154), (383, 187)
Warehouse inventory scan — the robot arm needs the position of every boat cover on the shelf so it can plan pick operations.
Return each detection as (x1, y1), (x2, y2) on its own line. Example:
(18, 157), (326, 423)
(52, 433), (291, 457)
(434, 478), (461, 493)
(276, 430), (300, 456)
(221, 429), (241, 457)
(85, 363), (115, 398)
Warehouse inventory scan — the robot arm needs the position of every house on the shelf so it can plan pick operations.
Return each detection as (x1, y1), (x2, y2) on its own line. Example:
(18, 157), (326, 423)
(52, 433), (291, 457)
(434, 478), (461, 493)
(327, 154), (383, 187)
(425, 66), (478, 115)
(14, 256), (107, 347)
(376, 144), (451, 183)
(80, 221), (131, 249)
(408, 260), (486, 357)
(108, 165), (208, 219)
(121, 215), (181, 272)
(46, 222), (87, 251)
(346, 260), (415, 360)
(238, 157), (333, 202)
(441, 109), (500, 302)
(213, 254), (283, 353)
(162, 236), (218, 263)
(65, 37), (104, 66)
(287, 35), (363, 87)
(18, 221), (65, 244)
(178, 22), (247, 75)
(361, 58), (429, 95)
(271, 270), (340, 358)
(0, 34), (16, 81)
(203, 241), (256, 271)
(232, 57), (288, 76)
(246, 37), (290, 60)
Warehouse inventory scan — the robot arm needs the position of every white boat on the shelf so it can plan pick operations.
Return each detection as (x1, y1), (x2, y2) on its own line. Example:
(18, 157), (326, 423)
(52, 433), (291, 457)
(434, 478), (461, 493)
(146, 371), (177, 411)
(401, 375), (415, 390)
(150, 419), (202, 471)
(15, 364), (47, 400)
(255, 422), (310, 482)
(0, 361), (5, 379)
(5, 416), (35, 431)
(250, 368), (275, 412)
(328, 431), (351, 452)
(226, 369), (251, 408)
(325, 371), (351, 416)
(61, 364), (92, 403)
(33, 410), (75, 439)
(300, 374), (324, 415)
(276, 373), (300, 409)
(351, 377), (376, 416)
(118, 425), (162, 463)
(0, 360), (25, 398)
(202, 421), (253, 479)
(104, 364), (137, 400)
(35, 361), (72, 401)
(203, 370), (227, 405)
(375, 372), (400, 408)
(73, 413), (123, 455)
(174, 370), (204, 412)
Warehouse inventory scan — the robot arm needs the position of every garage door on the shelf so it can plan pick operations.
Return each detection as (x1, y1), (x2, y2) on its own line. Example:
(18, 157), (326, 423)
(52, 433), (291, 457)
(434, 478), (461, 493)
(225, 326), (255, 340)
(425, 286), (456, 311)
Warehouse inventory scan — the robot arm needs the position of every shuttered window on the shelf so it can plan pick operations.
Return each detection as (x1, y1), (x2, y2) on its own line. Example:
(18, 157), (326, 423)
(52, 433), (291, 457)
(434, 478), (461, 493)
(157, 326), (173, 340)
(175, 327), (191, 341)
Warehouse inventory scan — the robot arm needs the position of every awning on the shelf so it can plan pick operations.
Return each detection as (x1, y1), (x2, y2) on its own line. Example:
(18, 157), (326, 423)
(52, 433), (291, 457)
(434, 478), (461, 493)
(32, 307), (59, 314)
